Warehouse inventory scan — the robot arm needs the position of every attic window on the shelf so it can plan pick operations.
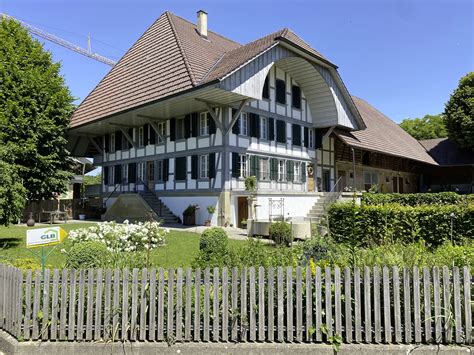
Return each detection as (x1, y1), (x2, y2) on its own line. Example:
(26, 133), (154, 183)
(276, 79), (286, 104)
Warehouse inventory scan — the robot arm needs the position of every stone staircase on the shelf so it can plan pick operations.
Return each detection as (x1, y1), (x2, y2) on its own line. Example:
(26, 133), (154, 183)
(305, 196), (327, 223)
(139, 191), (180, 224)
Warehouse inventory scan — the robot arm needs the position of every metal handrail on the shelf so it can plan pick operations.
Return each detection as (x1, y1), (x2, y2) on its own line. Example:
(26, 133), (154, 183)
(103, 183), (120, 207)
(322, 176), (344, 213)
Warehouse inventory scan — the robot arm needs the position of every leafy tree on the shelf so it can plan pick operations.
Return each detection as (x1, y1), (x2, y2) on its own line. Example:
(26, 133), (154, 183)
(444, 72), (474, 149)
(0, 18), (74, 224)
(83, 174), (102, 186)
(0, 152), (26, 226)
(399, 114), (447, 140)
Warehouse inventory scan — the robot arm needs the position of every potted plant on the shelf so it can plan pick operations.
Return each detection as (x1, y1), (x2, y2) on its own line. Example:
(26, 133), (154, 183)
(240, 219), (247, 229)
(204, 205), (216, 226)
(182, 204), (198, 226)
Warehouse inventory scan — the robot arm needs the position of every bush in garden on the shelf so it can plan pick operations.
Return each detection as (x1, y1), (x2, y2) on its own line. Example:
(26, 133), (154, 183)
(430, 241), (474, 268)
(66, 241), (110, 269)
(361, 191), (473, 206)
(199, 227), (228, 255)
(192, 228), (236, 269)
(328, 202), (474, 247)
(68, 220), (168, 252)
(269, 221), (293, 246)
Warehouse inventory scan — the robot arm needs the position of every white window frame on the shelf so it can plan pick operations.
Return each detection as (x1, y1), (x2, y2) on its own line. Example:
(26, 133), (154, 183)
(294, 162), (301, 183)
(199, 154), (209, 179)
(137, 162), (146, 183)
(138, 126), (145, 147)
(157, 122), (166, 143)
(200, 112), (209, 136)
(239, 112), (248, 136)
(308, 129), (314, 148)
(260, 117), (268, 140)
(364, 171), (378, 189)
(278, 159), (285, 182)
(122, 164), (128, 184)
(110, 133), (116, 153)
(239, 154), (248, 178)
(176, 118), (185, 140)
(259, 158), (270, 181)
(156, 160), (164, 181)
(109, 166), (115, 185)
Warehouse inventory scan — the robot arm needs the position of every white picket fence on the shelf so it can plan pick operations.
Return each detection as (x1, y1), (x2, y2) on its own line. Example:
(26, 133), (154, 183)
(0, 264), (471, 344)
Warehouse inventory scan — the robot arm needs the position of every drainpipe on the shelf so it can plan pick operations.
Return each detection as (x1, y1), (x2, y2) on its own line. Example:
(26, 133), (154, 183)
(351, 147), (356, 191)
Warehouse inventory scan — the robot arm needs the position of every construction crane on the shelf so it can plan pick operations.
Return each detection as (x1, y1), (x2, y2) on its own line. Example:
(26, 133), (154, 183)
(1, 13), (117, 66)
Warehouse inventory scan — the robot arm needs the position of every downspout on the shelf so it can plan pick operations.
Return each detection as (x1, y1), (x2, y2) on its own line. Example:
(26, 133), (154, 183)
(351, 147), (356, 191)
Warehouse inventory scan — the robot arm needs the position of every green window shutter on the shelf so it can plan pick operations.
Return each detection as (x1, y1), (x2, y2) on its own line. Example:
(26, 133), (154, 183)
(276, 79), (286, 104)
(104, 135), (110, 153)
(250, 155), (259, 177)
(191, 155), (198, 180)
(304, 127), (309, 148)
(232, 152), (239, 178)
(114, 164), (122, 184)
(276, 120), (286, 144)
(287, 161), (294, 181)
(175, 157), (187, 181)
(128, 163), (136, 183)
(292, 124), (301, 146)
(209, 114), (217, 135)
(191, 113), (198, 137)
(144, 124), (150, 145)
(149, 125), (156, 144)
(232, 109), (240, 134)
(269, 118), (275, 141)
(209, 153), (216, 179)
(163, 159), (169, 181)
(301, 162), (306, 182)
(270, 158), (278, 181)
(115, 130), (122, 151)
(184, 114), (191, 138)
(127, 128), (133, 148)
(169, 118), (176, 141)
(103, 166), (109, 185)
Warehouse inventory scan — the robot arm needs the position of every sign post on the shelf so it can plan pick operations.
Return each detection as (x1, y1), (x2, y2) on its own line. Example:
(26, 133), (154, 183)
(26, 227), (67, 276)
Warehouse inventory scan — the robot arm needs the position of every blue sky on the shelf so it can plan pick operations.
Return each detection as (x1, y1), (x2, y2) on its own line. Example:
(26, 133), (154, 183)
(1, 0), (473, 123)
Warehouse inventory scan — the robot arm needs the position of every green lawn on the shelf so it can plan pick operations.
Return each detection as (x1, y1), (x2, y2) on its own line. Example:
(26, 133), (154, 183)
(0, 223), (246, 269)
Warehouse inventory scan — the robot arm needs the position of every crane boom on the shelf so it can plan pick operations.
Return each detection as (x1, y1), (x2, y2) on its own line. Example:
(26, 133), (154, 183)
(1, 13), (117, 66)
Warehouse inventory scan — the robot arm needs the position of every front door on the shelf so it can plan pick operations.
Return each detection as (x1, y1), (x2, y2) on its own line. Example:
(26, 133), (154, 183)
(392, 177), (404, 193)
(237, 197), (248, 229)
(323, 169), (331, 192)
(147, 161), (155, 190)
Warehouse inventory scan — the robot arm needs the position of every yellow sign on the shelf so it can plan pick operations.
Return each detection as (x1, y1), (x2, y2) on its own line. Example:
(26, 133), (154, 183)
(26, 227), (67, 248)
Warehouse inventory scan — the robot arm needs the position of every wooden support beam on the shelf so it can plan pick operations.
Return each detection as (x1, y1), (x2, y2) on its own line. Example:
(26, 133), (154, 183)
(225, 99), (251, 136)
(88, 136), (103, 154)
(203, 102), (225, 133)
(109, 123), (136, 129)
(149, 121), (166, 143)
(120, 128), (135, 148)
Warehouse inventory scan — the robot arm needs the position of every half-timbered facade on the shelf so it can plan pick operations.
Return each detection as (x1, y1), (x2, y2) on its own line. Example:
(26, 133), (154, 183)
(68, 10), (438, 226)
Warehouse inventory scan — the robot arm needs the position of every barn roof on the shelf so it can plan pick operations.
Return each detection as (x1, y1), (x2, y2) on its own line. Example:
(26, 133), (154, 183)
(335, 97), (438, 165)
(419, 138), (474, 166)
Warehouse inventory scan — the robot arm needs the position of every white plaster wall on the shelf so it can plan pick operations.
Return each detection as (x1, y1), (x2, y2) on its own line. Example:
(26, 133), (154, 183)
(234, 194), (319, 223)
(160, 196), (219, 226)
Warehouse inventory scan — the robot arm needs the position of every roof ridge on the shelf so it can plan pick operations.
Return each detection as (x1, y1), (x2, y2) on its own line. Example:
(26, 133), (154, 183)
(168, 12), (242, 47)
(166, 11), (197, 86)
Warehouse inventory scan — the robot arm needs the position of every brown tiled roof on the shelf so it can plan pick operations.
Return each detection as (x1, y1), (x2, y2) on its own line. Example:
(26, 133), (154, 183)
(419, 138), (474, 166)
(70, 12), (333, 128)
(335, 97), (438, 165)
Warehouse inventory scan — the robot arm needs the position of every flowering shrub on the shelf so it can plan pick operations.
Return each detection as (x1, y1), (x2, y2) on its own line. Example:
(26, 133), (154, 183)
(68, 220), (168, 252)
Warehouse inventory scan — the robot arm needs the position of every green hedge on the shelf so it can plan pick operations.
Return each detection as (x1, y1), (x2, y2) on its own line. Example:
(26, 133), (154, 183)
(328, 202), (474, 247)
(361, 192), (474, 206)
